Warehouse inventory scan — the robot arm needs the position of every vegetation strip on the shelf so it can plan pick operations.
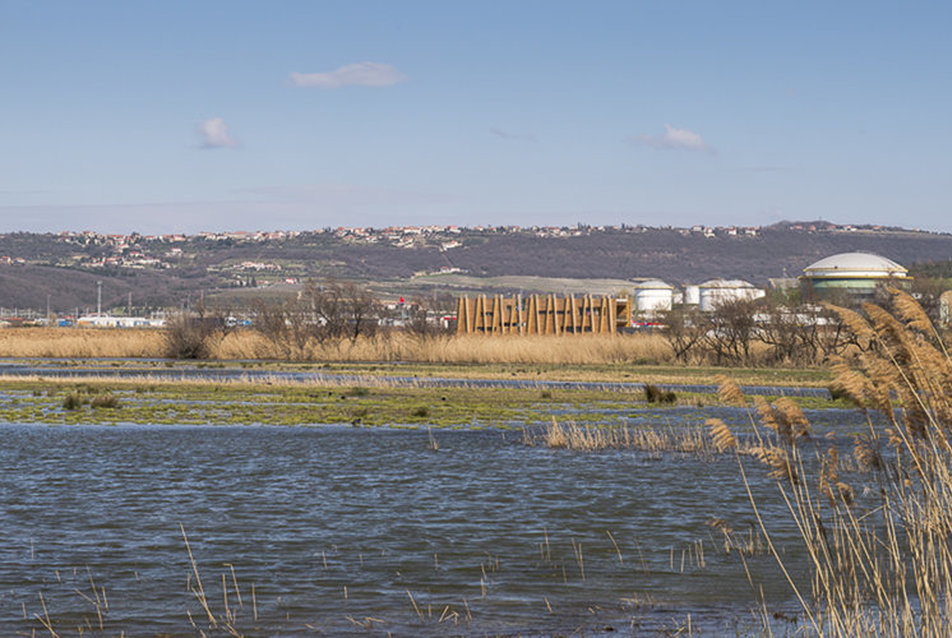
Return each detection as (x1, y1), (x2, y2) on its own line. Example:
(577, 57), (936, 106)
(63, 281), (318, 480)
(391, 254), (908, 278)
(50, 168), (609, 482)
(0, 375), (846, 428)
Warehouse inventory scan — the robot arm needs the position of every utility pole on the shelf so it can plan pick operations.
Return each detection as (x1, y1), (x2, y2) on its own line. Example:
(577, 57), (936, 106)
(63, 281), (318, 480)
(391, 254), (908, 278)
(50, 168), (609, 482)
(128, 291), (132, 316)
(97, 281), (102, 316)
(46, 294), (51, 326)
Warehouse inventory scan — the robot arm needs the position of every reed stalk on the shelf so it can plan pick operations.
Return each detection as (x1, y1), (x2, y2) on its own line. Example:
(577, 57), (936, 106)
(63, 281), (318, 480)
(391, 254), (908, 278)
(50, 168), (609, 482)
(712, 289), (952, 636)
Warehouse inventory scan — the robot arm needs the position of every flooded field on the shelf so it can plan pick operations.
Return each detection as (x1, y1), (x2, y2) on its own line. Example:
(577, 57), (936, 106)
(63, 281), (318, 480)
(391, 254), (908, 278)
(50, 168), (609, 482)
(0, 408), (869, 636)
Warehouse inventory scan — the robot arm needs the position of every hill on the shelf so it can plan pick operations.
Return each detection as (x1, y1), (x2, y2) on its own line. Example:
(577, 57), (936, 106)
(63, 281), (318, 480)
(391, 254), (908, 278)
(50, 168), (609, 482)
(0, 223), (950, 313)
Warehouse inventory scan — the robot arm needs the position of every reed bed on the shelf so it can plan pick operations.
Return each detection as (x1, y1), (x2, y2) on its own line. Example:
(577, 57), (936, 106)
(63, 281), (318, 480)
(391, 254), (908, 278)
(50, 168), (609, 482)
(0, 327), (674, 365)
(710, 289), (952, 636)
(528, 419), (716, 455)
(0, 327), (164, 358)
(216, 331), (675, 365)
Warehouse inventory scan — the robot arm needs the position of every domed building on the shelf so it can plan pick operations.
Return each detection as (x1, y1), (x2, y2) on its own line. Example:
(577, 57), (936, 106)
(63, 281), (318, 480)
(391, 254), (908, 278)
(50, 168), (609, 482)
(800, 252), (911, 298)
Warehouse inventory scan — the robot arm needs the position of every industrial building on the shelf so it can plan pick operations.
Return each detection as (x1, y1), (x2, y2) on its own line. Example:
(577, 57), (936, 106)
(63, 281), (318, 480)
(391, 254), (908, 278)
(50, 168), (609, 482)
(800, 252), (911, 298)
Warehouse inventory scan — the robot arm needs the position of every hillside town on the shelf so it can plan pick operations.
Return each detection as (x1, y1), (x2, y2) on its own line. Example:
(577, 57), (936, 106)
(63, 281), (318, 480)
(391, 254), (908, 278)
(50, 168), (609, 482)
(0, 221), (926, 274)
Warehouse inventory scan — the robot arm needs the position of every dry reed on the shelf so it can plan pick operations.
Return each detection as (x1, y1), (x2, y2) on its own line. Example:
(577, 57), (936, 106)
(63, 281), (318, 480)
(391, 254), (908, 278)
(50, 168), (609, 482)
(0, 327), (164, 358)
(0, 327), (674, 365)
(216, 331), (674, 365)
(529, 418), (715, 455)
(712, 289), (952, 636)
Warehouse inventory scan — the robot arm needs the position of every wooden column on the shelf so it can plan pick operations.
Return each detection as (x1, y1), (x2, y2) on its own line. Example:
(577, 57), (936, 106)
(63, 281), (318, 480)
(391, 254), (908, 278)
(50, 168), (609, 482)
(517, 294), (525, 335)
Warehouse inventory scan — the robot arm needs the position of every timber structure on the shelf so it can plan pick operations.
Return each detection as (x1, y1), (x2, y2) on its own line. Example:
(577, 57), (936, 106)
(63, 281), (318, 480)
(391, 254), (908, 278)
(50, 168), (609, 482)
(456, 294), (631, 335)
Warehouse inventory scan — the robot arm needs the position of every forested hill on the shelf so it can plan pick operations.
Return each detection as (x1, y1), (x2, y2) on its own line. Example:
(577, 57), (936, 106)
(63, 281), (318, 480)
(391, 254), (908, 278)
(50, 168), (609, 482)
(0, 222), (950, 311)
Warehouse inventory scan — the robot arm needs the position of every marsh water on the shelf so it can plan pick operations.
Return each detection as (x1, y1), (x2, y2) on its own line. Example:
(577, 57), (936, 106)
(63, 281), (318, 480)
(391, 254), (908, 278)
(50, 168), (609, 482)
(0, 359), (830, 397)
(0, 405), (868, 636)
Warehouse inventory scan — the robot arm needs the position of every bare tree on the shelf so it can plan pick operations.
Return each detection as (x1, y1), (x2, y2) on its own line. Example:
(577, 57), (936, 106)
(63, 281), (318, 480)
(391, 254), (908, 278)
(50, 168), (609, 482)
(700, 299), (759, 366)
(163, 303), (230, 359)
(251, 281), (381, 359)
(250, 297), (316, 359)
(662, 305), (707, 364)
(340, 282), (380, 343)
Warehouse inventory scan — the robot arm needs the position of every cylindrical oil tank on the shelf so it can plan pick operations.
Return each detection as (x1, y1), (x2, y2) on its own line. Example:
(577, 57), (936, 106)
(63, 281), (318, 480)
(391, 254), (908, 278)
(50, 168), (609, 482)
(633, 280), (674, 315)
(698, 279), (765, 312)
(683, 285), (700, 306)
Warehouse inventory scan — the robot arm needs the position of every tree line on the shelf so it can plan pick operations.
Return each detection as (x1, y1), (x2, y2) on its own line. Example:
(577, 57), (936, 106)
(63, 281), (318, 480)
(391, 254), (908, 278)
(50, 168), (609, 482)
(661, 284), (949, 367)
(162, 282), (455, 359)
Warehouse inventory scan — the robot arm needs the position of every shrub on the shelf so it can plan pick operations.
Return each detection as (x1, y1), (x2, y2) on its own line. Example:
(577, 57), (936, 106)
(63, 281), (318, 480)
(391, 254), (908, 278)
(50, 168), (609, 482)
(644, 384), (676, 404)
(163, 309), (227, 359)
(62, 393), (82, 410)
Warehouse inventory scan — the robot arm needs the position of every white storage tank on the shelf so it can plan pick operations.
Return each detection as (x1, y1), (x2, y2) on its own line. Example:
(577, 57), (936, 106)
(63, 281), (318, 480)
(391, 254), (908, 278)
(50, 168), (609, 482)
(633, 279), (674, 315)
(683, 285), (700, 306)
(698, 279), (765, 312)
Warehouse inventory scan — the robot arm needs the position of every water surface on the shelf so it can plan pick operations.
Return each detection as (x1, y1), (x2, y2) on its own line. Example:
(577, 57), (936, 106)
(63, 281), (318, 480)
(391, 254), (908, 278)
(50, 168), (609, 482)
(0, 421), (842, 635)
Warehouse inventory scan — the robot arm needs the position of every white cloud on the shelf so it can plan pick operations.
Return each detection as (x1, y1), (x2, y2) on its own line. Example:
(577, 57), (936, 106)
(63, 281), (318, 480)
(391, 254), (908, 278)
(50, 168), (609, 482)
(197, 117), (238, 149)
(289, 62), (407, 88)
(631, 124), (711, 152)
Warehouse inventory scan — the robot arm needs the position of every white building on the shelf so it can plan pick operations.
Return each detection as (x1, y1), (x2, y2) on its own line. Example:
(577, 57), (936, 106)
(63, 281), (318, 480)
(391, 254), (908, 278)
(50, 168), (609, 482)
(77, 316), (166, 328)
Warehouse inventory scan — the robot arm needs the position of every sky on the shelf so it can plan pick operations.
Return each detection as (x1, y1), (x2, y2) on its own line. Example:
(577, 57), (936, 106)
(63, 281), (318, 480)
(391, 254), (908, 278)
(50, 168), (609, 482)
(2, 0), (951, 234)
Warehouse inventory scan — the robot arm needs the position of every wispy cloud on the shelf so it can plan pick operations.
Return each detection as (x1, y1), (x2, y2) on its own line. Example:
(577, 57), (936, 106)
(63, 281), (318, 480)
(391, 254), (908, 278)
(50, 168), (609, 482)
(629, 124), (711, 152)
(490, 127), (537, 142)
(197, 117), (238, 149)
(289, 62), (407, 88)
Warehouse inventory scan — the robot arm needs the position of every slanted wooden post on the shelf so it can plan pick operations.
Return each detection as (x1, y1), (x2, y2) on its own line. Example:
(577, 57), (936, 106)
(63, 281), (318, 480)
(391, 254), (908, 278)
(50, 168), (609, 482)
(527, 295), (539, 334)
(491, 295), (502, 334)
(569, 295), (579, 333)
(517, 294), (525, 335)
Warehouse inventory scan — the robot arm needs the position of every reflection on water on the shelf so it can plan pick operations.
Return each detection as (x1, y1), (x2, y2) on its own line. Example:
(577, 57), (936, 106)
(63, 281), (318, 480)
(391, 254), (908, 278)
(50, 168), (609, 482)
(0, 420), (850, 635)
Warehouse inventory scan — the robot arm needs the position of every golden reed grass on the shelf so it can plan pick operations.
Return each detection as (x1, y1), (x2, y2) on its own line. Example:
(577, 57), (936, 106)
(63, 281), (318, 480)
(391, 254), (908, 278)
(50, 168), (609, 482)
(0, 327), (674, 365)
(712, 289), (952, 636)
(0, 327), (165, 358)
(530, 419), (715, 454)
(214, 331), (674, 365)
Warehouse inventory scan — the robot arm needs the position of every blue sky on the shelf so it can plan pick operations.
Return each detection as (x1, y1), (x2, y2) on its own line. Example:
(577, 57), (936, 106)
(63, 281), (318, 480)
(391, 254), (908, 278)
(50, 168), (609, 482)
(2, 1), (951, 234)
